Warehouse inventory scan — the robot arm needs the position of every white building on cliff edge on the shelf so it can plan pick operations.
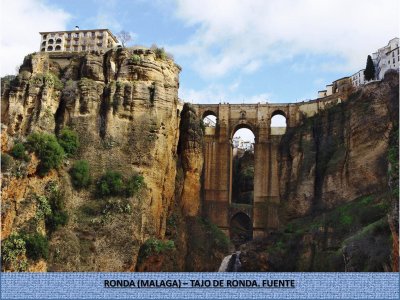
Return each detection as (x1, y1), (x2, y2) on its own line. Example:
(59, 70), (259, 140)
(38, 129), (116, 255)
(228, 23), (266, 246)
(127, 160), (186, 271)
(372, 37), (399, 80)
(39, 27), (119, 53)
(350, 38), (399, 88)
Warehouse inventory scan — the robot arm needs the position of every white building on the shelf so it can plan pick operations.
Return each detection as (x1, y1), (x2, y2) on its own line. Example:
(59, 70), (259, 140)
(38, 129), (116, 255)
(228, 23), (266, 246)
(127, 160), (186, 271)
(39, 27), (119, 53)
(350, 69), (366, 87)
(232, 136), (254, 151)
(372, 37), (399, 80)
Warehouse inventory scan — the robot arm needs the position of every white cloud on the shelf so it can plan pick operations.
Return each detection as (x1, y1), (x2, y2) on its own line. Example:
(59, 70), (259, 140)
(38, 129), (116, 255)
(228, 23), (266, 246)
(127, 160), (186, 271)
(179, 81), (272, 104)
(171, 0), (399, 78)
(0, 0), (70, 76)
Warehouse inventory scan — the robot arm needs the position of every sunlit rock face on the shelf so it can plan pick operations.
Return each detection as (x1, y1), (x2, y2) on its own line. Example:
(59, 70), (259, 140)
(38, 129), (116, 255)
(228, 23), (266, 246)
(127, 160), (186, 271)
(1, 48), (184, 271)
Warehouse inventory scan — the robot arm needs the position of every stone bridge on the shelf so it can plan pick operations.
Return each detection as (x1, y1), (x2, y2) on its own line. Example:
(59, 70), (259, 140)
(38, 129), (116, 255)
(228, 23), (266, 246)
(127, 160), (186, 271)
(193, 95), (345, 239)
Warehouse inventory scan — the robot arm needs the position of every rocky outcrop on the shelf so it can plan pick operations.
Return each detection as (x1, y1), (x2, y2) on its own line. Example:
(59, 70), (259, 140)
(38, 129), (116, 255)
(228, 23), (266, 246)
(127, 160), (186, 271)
(176, 103), (204, 216)
(279, 72), (399, 220)
(1, 48), (182, 271)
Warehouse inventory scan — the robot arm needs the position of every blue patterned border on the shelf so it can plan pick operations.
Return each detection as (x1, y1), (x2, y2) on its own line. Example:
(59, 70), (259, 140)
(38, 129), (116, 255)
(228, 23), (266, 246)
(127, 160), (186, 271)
(1, 272), (399, 299)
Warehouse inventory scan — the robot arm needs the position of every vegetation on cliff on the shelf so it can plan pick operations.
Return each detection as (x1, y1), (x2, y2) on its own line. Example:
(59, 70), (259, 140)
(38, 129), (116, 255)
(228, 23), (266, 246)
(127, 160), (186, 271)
(240, 192), (392, 271)
(26, 133), (65, 176)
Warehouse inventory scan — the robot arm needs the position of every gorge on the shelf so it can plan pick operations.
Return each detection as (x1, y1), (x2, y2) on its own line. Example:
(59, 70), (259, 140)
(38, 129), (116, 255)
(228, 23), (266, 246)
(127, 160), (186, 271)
(1, 48), (398, 272)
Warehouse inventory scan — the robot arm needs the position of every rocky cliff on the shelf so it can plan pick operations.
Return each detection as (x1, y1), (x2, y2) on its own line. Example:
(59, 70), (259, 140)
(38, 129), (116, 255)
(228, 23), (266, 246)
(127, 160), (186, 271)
(135, 103), (231, 272)
(1, 48), (185, 271)
(238, 72), (399, 271)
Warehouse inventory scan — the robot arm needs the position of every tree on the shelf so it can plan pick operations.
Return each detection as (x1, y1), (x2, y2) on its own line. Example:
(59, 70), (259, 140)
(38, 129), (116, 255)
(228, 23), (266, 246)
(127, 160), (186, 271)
(117, 31), (132, 48)
(364, 55), (376, 81)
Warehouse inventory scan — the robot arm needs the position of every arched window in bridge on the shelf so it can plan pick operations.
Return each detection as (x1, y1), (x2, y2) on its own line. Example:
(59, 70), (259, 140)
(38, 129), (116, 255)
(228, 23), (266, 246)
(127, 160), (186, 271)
(202, 111), (217, 135)
(230, 212), (252, 247)
(270, 110), (287, 135)
(232, 127), (255, 205)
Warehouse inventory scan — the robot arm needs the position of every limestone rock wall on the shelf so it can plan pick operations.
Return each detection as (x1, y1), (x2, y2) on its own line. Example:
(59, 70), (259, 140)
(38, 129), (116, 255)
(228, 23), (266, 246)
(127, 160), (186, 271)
(278, 72), (399, 220)
(176, 103), (204, 216)
(1, 48), (182, 271)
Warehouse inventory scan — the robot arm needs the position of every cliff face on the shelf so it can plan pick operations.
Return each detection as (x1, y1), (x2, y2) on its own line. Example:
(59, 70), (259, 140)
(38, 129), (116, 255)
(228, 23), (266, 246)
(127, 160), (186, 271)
(279, 72), (398, 220)
(239, 72), (399, 272)
(1, 49), (182, 271)
(135, 103), (231, 272)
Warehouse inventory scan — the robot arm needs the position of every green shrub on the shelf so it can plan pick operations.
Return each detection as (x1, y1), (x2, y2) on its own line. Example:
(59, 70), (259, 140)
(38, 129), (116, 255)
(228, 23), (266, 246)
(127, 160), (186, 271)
(24, 233), (49, 260)
(131, 54), (141, 64)
(46, 211), (68, 232)
(142, 238), (175, 258)
(35, 195), (52, 221)
(58, 128), (80, 156)
(152, 46), (167, 60)
(69, 160), (91, 188)
(44, 182), (68, 233)
(125, 174), (144, 197)
(1, 152), (13, 171)
(11, 142), (30, 161)
(96, 171), (125, 197)
(26, 132), (65, 175)
(44, 72), (64, 91)
(1, 232), (28, 271)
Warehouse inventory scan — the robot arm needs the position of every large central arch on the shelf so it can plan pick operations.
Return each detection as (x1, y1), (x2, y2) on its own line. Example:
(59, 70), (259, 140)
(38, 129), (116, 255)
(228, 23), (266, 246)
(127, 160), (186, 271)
(230, 124), (255, 205)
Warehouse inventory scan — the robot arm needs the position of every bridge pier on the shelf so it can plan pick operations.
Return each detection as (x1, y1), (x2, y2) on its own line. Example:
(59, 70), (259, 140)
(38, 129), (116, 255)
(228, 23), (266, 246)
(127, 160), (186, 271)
(196, 103), (297, 241)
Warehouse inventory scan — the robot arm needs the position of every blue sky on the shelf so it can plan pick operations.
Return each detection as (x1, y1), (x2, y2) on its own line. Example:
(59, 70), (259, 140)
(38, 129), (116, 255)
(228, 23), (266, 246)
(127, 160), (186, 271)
(1, 0), (399, 105)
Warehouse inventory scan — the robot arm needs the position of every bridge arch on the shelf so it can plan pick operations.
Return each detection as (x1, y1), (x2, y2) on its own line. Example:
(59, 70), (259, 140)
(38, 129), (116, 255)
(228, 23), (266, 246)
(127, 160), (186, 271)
(231, 122), (257, 140)
(230, 212), (253, 246)
(230, 124), (255, 206)
(202, 109), (218, 119)
(270, 109), (287, 135)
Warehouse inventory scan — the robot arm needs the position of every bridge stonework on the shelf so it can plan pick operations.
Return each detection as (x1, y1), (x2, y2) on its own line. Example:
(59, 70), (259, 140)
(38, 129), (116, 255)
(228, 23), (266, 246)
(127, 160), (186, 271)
(194, 95), (346, 238)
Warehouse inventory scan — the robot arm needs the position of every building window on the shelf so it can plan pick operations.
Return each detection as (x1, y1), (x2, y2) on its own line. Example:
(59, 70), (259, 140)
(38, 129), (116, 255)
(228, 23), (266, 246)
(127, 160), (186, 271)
(41, 41), (46, 46)
(48, 39), (54, 44)
(82, 46), (86, 51)
(55, 45), (61, 51)
(41, 47), (45, 52)
(47, 46), (53, 51)
(393, 58), (395, 64)
(43, 34), (47, 39)
(73, 46), (78, 51)
(91, 32), (95, 37)
(56, 38), (62, 44)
